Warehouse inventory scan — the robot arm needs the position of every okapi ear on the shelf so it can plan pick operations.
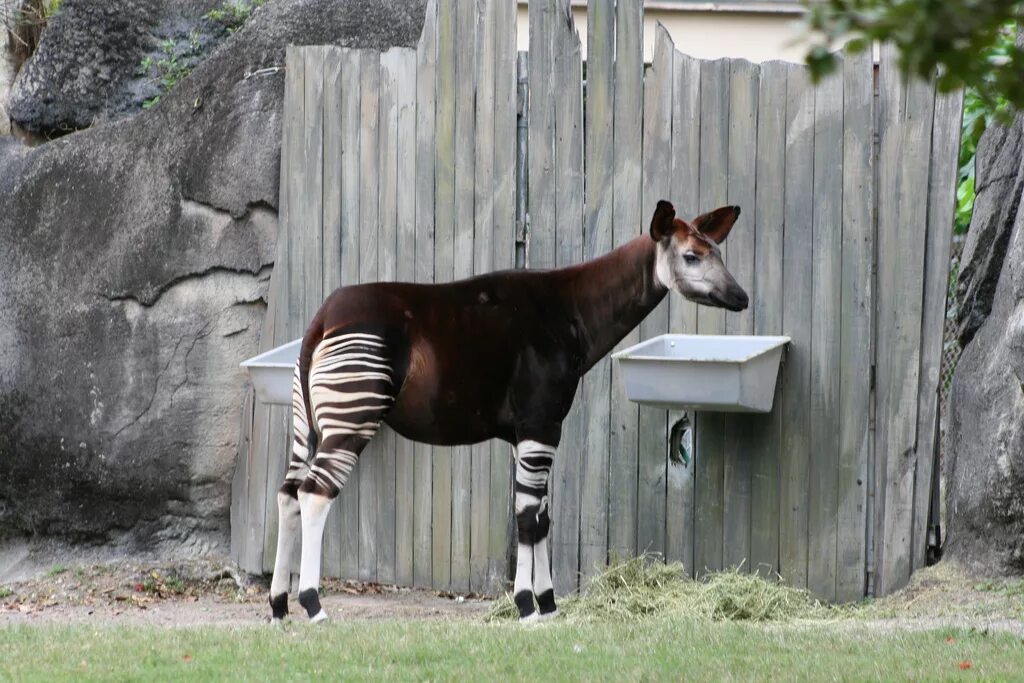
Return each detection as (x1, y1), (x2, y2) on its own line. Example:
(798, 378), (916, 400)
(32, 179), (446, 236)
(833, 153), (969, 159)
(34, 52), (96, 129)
(649, 200), (676, 241)
(692, 205), (741, 244)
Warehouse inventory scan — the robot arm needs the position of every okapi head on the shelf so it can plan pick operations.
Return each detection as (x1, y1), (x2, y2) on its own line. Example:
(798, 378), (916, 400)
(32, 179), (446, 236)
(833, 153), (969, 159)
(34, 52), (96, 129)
(650, 199), (749, 312)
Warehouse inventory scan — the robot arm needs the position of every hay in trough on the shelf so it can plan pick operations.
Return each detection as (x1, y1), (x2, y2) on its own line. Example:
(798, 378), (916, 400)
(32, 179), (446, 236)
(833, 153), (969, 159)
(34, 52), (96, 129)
(486, 555), (838, 623)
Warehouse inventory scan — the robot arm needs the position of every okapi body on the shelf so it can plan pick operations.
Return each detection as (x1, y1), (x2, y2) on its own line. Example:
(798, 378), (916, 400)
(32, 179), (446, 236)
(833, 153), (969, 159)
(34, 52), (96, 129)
(269, 200), (749, 623)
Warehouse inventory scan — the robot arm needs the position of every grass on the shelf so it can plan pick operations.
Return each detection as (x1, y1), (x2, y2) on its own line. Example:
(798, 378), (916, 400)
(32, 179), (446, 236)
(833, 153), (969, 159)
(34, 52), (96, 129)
(1, 620), (1021, 681)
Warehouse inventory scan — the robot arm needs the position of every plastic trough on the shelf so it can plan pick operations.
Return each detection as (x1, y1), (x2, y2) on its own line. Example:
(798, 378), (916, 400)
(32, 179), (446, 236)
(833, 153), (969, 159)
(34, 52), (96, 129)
(611, 334), (790, 413)
(240, 338), (301, 405)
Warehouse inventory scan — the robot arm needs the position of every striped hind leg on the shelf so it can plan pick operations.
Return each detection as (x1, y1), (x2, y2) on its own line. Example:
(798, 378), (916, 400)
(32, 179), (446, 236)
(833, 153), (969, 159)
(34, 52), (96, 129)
(269, 365), (316, 623)
(296, 331), (397, 622)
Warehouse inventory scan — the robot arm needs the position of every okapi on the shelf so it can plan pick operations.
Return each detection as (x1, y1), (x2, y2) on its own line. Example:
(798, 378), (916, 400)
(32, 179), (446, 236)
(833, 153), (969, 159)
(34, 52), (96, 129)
(269, 199), (749, 623)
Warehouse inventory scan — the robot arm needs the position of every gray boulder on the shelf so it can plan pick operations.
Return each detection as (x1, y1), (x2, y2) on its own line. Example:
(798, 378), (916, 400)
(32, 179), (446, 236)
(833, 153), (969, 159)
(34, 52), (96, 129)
(944, 114), (1024, 575)
(0, 0), (426, 569)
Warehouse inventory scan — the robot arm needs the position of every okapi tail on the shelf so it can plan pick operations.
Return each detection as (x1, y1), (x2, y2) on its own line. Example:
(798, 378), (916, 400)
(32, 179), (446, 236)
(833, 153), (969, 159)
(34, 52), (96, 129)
(297, 310), (325, 457)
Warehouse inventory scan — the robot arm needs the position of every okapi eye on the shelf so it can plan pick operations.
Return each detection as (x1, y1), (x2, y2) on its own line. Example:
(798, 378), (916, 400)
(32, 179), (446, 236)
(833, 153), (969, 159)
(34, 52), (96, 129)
(683, 252), (700, 265)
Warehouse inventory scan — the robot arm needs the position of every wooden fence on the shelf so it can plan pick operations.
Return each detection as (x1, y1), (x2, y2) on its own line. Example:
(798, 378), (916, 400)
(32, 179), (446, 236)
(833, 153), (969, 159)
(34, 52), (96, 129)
(231, 0), (963, 601)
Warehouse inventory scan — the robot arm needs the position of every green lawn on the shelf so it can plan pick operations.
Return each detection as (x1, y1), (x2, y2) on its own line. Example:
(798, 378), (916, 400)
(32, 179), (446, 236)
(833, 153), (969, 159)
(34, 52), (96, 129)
(2, 619), (1021, 682)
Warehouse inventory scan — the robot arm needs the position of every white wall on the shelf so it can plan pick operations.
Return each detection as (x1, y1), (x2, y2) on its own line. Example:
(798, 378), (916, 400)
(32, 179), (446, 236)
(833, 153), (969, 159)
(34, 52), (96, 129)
(515, 3), (812, 64)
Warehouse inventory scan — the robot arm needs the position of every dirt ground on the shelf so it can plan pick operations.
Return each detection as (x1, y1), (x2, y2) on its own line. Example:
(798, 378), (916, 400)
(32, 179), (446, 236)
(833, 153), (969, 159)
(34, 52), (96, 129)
(1, 556), (1022, 633)
(0, 557), (492, 627)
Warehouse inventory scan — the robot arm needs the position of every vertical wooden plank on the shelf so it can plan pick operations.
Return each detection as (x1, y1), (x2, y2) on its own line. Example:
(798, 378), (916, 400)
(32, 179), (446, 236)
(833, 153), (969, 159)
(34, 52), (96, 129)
(414, 0), (437, 590)
(394, 48), (417, 588)
(912, 87), (963, 573)
(241, 275), (279, 572)
(637, 26), (673, 561)
(748, 60), (787, 578)
(807, 65), (843, 601)
(375, 47), (401, 587)
(527, 0), (556, 269)
(356, 49), (380, 582)
(722, 58), (758, 572)
(666, 49), (700, 571)
(231, 388), (253, 566)
(836, 47), (873, 601)
(875, 45), (935, 596)
(550, 0), (584, 595)
(779, 64), (814, 589)
(470, 0), (497, 593)
(693, 57), (729, 577)
(431, 0), (455, 591)
(263, 45), (304, 574)
(487, 0), (516, 592)
(607, 0), (643, 561)
(320, 46), (344, 579)
(335, 47), (363, 581)
(448, 0), (476, 593)
(579, 0), (614, 582)
(299, 47), (325, 328)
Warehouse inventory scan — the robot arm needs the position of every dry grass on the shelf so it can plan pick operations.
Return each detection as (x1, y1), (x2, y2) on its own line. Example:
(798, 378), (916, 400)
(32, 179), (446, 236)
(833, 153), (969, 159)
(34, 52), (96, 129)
(487, 555), (843, 623)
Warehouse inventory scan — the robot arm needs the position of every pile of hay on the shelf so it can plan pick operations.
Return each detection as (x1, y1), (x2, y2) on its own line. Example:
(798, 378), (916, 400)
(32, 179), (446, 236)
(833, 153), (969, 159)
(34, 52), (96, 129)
(487, 556), (840, 623)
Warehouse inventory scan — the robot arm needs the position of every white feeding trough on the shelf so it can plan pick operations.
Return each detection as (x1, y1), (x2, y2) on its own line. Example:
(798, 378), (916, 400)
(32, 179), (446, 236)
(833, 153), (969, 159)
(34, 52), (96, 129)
(612, 334), (790, 413)
(240, 338), (301, 405)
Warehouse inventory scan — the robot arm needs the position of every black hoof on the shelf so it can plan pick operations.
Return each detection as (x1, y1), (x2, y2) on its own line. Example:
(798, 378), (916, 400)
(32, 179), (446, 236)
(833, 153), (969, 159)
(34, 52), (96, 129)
(269, 592), (288, 620)
(536, 589), (557, 615)
(298, 588), (322, 619)
(514, 590), (536, 620)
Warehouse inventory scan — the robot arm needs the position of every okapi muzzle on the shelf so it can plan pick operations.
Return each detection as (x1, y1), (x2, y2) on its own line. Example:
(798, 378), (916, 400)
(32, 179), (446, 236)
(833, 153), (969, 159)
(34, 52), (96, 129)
(269, 198), (750, 624)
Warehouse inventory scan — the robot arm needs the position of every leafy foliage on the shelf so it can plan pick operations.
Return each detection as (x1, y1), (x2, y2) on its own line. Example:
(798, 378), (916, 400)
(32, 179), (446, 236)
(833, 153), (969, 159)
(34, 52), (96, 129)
(204, 0), (267, 33)
(802, 1), (1024, 115)
(955, 26), (1014, 233)
(140, 34), (202, 110)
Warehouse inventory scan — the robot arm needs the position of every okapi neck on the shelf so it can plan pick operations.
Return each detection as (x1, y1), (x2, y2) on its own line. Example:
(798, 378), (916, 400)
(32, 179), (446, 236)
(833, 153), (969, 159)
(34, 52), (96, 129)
(568, 235), (668, 372)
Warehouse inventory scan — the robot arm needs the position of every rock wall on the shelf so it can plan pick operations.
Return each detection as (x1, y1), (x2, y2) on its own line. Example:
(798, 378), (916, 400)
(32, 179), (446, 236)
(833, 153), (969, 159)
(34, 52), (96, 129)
(0, 0), (426, 567)
(944, 114), (1024, 575)
(0, 0), (17, 135)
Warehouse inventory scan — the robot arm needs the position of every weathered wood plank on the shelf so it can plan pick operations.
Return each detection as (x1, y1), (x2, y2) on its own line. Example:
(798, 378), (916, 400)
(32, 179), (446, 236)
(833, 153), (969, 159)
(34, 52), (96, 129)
(356, 49), (380, 582)
(607, 0), (643, 561)
(431, 0), (456, 591)
(373, 48), (401, 587)
(779, 63), (814, 589)
(469, 0), (497, 593)
(231, 387), (253, 567)
(300, 46), (325, 327)
(448, 0), (476, 594)
(912, 87), (963, 573)
(722, 58), (759, 572)
(320, 46), (344, 579)
(836, 47), (873, 601)
(394, 48), (418, 588)
(549, 0), (584, 595)
(807, 64), (843, 601)
(875, 44), (935, 596)
(748, 60), (787, 579)
(693, 57), (730, 576)
(335, 47), (363, 580)
(262, 45), (305, 574)
(413, 0), (437, 590)
(487, 0), (517, 593)
(666, 48), (701, 571)
(578, 0), (614, 582)
(527, 0), (556, 269)
(637, 26), (674, 562)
